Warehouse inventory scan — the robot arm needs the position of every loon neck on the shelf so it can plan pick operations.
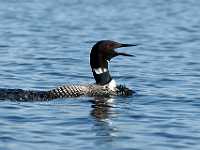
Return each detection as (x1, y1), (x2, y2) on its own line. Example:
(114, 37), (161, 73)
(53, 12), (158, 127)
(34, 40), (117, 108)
(92, 67), (117, 91)
(90, 49), (112, 85)
(92, 67), (112, 85)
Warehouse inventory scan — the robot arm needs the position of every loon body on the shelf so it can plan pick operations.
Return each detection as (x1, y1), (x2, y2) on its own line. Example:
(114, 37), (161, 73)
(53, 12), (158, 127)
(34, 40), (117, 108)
(0, 40), (137, 101)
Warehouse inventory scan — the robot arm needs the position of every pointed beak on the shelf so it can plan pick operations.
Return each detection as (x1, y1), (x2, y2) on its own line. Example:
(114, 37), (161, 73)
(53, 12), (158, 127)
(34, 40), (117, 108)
(120, 44), (138, 47)
(115, 43), (137, 57)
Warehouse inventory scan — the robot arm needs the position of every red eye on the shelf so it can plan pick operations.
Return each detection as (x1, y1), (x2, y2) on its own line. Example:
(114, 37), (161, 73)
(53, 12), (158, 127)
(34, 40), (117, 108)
(106, 44), (112, 49)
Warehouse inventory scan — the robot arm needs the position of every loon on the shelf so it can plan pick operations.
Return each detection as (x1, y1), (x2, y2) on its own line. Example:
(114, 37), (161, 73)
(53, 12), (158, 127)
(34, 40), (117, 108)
(0, 40), (137, 101)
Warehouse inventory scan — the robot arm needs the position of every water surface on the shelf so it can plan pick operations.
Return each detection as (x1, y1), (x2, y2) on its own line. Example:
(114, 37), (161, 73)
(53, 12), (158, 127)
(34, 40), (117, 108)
(0, 0), (200, 150)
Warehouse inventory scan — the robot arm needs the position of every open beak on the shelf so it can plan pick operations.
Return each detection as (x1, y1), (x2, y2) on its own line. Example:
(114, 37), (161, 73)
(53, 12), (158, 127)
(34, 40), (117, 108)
(116, 43), (137, 57)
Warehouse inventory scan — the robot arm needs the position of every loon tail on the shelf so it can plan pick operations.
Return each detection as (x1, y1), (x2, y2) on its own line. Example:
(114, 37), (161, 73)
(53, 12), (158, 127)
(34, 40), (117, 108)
(0, 88), (49, 101)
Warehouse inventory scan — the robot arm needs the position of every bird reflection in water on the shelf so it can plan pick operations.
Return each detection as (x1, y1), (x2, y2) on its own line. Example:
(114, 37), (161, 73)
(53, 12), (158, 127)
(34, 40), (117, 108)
(90, 97), (118, 144)
(90, 97), (116, 120)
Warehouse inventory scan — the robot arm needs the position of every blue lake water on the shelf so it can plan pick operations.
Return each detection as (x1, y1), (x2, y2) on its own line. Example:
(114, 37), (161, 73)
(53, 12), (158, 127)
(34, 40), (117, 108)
(0, 0), (200, 149)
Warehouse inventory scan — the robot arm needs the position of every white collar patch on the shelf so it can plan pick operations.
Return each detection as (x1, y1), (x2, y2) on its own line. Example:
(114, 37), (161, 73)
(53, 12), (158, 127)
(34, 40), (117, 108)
(93, 68), (108, 74)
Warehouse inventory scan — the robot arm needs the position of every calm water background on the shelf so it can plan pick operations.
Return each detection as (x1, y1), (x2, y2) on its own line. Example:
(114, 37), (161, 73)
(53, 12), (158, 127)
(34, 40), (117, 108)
(0, 0), (200, 149)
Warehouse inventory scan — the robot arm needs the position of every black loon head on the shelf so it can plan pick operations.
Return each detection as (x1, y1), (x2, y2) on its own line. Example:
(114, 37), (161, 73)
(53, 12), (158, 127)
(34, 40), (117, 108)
(90, 40), (137, 85)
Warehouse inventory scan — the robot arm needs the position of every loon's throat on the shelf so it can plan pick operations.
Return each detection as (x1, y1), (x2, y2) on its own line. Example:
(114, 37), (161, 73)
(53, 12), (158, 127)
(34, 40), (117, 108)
(93, 68), (112, 85)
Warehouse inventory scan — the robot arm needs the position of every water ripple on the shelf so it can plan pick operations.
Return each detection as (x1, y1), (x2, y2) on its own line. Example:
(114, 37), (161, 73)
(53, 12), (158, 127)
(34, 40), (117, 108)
(0, 0), (200, 150)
